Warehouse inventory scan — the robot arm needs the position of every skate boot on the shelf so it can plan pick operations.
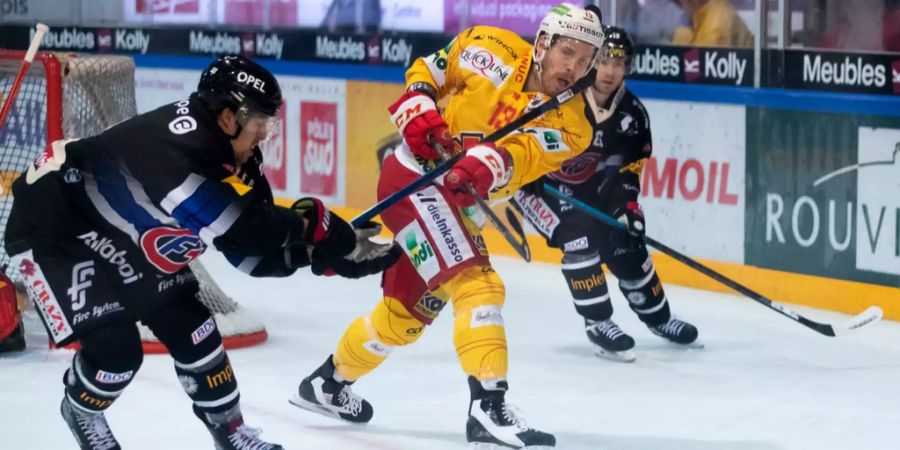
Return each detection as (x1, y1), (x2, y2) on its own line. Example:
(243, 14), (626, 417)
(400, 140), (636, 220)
(194, 404), (283, 450)
(289, 355), (373, 423)
(649, 317), (702, 347)
(585, 318), (636, 362)
(466, 376), (555, 449)
(60, 396), (121, 450)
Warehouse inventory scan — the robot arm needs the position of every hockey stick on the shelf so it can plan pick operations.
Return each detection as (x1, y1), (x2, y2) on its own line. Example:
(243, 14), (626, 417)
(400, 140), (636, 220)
(0, 23), (49, 128)
(433, 142), (532, 261)
(542, 184), (884, 337)
(351, 69), (597, 227)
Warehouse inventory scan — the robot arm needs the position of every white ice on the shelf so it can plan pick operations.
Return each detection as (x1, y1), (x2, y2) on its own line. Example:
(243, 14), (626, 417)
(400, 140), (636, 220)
(2, 252), (899, 450)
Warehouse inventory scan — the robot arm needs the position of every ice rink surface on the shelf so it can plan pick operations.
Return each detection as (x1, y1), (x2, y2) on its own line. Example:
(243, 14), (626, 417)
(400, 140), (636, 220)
(2, 252), (899, 449)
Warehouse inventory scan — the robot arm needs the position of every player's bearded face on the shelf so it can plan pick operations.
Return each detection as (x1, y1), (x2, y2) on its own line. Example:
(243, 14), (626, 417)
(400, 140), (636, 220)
(539, 37), (596, 96)
(594, 57), (627, 96)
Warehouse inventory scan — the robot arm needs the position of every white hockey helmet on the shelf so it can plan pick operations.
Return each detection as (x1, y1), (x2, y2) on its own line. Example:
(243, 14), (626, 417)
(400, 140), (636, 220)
(533, 3), (605, 73)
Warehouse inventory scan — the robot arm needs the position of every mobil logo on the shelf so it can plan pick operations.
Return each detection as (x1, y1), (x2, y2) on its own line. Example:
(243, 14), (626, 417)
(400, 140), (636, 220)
(300, 101), (338, 197)
(140, 226), (207, 274)
(642, 156), (740, 205)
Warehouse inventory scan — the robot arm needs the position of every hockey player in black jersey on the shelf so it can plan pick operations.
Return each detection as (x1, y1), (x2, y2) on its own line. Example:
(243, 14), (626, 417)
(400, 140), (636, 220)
(4, 55), (400, 450)
(514, 27), (700, 362)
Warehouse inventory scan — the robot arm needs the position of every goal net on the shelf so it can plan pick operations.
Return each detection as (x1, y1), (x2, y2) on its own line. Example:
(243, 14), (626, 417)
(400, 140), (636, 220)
(0, 50), (267, 352)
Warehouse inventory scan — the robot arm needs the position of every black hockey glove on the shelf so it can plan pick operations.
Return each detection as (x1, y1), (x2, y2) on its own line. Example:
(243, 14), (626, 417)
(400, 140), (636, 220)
(310, 222), (402, 278)
(608, 201), (646, 253)
(291, 197), (356, 259)
(614, 201), (645, 237)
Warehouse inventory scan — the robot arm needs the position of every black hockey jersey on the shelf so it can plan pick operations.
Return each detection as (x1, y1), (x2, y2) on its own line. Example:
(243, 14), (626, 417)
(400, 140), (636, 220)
(547, 85), (652, 206)
(14, 94), (304, 276)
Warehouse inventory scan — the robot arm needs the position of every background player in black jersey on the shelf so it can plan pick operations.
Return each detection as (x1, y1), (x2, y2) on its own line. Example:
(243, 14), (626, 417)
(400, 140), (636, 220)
(514, 27), (700, 362)
(4, 55), (400, 450)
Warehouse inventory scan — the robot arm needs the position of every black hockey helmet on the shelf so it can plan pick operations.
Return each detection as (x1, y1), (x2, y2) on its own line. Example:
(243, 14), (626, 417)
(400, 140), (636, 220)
(198, 55), (282, 139)
(198, 55), (282, 116)
(600, 26), (635, 72)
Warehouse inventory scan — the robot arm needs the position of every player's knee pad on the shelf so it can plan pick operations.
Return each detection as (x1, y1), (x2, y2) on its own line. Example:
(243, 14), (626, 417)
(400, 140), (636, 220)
(618, 261), (670, 326)
(561, 250), (613, 321)
(334, 297), (426, 382)
(370, 296), (427, 346)
(174, 344), (239, 414)
(444, 266), (508, 380)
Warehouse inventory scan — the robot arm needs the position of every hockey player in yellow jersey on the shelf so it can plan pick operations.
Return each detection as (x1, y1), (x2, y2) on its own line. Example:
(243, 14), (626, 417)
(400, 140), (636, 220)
(291, 4), (605, 447)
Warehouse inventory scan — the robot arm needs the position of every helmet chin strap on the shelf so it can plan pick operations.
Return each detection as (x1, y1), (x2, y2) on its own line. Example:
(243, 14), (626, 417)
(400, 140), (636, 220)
(228, 123), (243, 140)
(531, 41), (548, 93)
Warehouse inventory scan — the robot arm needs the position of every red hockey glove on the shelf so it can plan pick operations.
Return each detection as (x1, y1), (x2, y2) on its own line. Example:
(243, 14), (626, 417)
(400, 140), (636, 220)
(444, 144), (511, 207)
(291, 197), (355, 258)
(388, 90), (458, 161)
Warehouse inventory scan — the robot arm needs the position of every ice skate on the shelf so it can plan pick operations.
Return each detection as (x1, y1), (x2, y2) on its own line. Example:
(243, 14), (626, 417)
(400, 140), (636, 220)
(585, 318), (636, 362)
(194, 404), (283, 450)
(289, 355), (373, 424)
(60, 396), (121, 450)
(649, 317), (702, 348)
(466, 376), (555, 449)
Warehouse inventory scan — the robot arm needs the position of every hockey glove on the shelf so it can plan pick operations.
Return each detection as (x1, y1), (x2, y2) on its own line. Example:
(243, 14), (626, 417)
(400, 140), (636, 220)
(388, 90), (458, 161)
(615, 201), (645, 237)
(444, 144), (511, 207)
(608, 201), (646, 253)
(310, 224), (402, 279)
(291, 197), (355, 259)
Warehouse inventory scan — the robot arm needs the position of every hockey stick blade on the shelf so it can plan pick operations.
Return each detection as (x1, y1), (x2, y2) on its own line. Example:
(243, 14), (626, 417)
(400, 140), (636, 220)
(543, 184), (884, 338)
(352, 69), (596, 227)
(827, 305), (883, 337)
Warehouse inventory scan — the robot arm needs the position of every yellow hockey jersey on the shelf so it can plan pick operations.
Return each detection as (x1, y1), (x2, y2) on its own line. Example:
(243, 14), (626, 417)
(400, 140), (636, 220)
(405, 25), (593, 199)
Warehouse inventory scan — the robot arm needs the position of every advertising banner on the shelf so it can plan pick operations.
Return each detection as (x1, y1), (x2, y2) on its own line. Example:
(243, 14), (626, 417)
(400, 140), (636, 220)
(631, 45), (754, 87)
(444, 0), (557, 36)
(218, 0), (298, 27)
(380, 0), (444, 32)
(259, 105), (287, 191)
(745, 108), (900, 287)
(125, 0), (211, 24)
(299, 101), (339, 197)
(344, 80), (405, 210)
(639, 100), (746, 263)
(777, 49), (900, 96)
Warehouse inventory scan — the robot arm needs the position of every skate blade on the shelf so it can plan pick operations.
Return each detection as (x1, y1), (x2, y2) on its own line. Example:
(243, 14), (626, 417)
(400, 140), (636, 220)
(469, 443), (555, 449)
(662, 339), (705, 350)
(686, 339), (705, 349)
(288, 393), (366, 425)
(593, 347), (636, 363)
